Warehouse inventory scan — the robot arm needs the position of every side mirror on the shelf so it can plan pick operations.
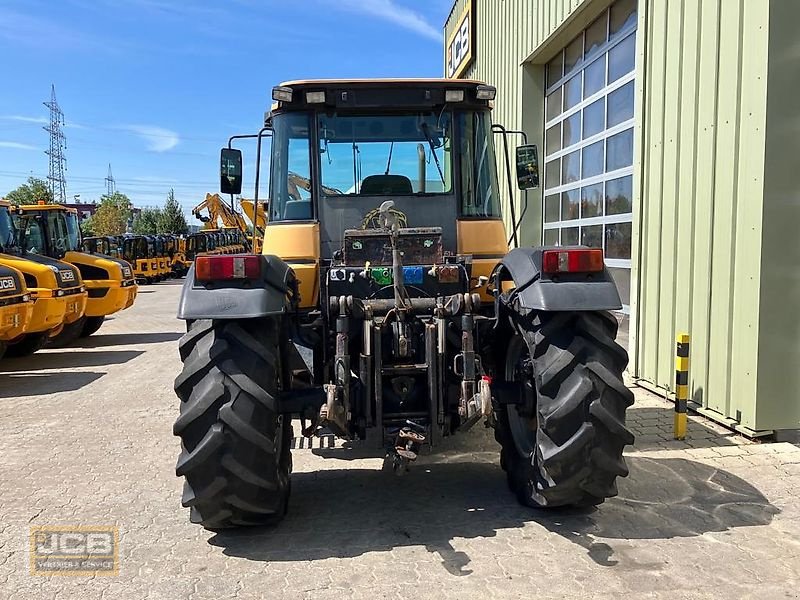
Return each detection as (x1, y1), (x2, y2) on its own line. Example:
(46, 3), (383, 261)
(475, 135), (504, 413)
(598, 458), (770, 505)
(515, 144), (540, 190)
(220, 148), (243, 195)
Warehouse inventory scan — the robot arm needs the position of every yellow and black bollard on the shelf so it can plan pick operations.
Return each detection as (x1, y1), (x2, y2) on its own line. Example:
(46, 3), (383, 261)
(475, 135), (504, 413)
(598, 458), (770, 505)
(674, 333), (690, 440)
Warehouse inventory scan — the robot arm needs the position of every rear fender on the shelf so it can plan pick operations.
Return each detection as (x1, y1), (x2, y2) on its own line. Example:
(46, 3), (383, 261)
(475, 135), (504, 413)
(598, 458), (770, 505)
(177, 255), (296, 320)
(495, 247), (622, 313)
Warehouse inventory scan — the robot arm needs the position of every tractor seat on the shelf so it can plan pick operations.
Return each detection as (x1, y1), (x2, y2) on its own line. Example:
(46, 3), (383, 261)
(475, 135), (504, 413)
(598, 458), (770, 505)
(283, 200), (312, 220)
(360, 175), (413, 196)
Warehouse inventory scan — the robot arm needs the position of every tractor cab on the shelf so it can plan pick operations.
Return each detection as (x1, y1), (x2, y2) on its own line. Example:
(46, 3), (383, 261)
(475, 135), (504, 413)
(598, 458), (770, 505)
(219, 79), (540, 309)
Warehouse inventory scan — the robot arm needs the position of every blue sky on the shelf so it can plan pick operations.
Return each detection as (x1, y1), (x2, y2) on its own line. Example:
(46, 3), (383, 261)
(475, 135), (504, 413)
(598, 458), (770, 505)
(0, 0), (453, 217)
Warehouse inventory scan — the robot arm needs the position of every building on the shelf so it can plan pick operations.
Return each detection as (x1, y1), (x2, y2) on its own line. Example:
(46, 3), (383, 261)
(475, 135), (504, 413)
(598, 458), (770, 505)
(445, 0), (799, 436)
(62, 201), (98, 221)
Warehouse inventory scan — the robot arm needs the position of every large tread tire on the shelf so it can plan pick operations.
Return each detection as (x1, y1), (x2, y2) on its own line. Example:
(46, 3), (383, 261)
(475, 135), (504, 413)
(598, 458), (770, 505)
(5, 332), (49, 358)
(495, 310), (634, 508)
(48, 317), (86, 347)
(173, 318), (292, 530)
(80, 316), (105, 338)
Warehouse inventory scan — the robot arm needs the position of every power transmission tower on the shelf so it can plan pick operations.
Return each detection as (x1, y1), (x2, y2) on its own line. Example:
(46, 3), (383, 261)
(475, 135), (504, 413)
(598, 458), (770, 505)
(105, 163), (116, 196)
(43, 84), (67, 203)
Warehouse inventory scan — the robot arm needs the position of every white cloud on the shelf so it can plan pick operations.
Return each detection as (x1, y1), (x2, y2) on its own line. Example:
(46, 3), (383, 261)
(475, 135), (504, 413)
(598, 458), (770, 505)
(0, 115), (48, 124)
(121, 125), (180, 152)
(0, 141), (39, 150)
(334, 0), (440, 42)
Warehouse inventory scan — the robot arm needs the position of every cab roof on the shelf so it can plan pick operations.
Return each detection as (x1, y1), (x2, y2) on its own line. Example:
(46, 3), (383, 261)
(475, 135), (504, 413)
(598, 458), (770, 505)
(279, 78), (489, 87)
(19, 204), (78, 214)
(271, 78), (495, 113)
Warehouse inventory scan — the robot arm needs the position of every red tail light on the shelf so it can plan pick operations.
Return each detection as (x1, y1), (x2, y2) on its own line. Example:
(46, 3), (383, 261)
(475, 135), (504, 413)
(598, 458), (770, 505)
(195, 255), (261, 281)
(542, 248), (604, 274)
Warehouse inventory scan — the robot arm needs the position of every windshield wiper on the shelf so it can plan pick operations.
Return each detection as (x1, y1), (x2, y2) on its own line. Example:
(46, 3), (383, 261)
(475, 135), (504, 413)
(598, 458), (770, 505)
(420, 123), (445, 185)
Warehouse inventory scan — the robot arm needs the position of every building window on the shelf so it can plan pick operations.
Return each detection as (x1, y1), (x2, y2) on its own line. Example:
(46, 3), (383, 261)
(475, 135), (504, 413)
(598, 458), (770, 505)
(542, 0), (637, 310)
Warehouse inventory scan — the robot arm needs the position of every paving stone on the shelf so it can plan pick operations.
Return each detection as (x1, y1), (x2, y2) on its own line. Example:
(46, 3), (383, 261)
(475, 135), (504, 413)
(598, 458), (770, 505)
(1, 282), (798, 599)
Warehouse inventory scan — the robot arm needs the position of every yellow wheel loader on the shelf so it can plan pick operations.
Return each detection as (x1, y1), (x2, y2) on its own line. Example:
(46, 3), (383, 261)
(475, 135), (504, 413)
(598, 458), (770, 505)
(83, 236), (122, 260)
(0, 200), (86, 356)
(172, 79), (633, 530)
(17, 204), (137, 340)
(121, 235), (152, 284)
(170, 236), (190, 278)
(0, 263), (34, 358)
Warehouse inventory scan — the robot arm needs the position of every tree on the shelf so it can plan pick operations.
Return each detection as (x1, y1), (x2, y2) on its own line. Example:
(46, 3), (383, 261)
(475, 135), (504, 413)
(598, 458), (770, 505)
(80, 215), (95, 237)
(92, 192), (133, 236)
(132, 207), (162, 235)
(158, 189), (188, 234)
(5, 176), (53, 205)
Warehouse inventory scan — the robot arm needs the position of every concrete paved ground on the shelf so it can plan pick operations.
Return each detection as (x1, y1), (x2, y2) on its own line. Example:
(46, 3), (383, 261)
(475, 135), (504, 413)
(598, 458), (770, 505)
(0, 281), (798, 599)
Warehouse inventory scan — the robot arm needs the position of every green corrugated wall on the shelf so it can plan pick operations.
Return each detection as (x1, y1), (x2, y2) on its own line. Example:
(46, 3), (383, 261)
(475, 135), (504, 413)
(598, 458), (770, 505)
(446, 0), (798, 432)
(634, 0), (774, 432)
(444, 0), (598, 246)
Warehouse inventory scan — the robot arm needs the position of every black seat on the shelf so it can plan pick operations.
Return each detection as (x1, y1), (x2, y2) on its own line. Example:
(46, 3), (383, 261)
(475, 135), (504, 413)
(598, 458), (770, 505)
(360, 175), (413, 196)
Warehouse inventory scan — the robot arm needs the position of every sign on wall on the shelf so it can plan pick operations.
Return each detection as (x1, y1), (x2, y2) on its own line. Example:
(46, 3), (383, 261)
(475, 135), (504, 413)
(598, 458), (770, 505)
(446, 0), (475, 79)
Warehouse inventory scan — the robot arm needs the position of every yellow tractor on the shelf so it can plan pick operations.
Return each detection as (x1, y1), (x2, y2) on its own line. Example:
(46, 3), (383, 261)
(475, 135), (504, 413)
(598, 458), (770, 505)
(0, 200), (87, 355)
(17, 203), (137, 339)
(172, 80), (633, 530)
(0, 263), (35, 358)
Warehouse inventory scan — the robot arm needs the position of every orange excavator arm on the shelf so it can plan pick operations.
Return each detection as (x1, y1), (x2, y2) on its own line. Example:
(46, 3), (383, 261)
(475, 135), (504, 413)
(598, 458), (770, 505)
(192, 193), (251, 233)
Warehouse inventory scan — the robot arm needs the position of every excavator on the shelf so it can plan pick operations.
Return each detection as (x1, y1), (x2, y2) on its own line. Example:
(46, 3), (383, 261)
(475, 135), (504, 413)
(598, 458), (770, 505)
(239, 199), (267, 231)
(191, 193), (264, 253)
(16, 203), (137, 340)
(0, 199), (87, 355)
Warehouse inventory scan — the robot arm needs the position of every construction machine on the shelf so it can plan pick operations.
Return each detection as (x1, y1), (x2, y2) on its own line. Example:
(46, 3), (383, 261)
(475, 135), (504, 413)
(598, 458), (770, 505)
(240, 199), (267, 252)
(17, 203), (137, 339)
(173, 80), (633, 529)
(0, 200), (86, 355)
(121, 235), (152, 283)
(0, 263), (35, 359)
(191, 193), (259, 251)
(169, 235), (190, 278)
(83, 236), (122, 259)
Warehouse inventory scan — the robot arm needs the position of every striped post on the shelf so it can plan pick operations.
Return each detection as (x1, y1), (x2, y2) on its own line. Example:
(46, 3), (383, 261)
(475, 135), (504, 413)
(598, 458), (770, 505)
(674, 333), (690, 440)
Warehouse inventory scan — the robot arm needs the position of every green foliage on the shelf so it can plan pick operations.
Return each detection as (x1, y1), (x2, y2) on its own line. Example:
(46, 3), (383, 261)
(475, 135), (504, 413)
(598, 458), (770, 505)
(4, 176), (53, 205)
(80, 215), (95, 237)
(92, 192), (133, 236)
(132, 207), (162, 234)
(158, 189), (188, 234)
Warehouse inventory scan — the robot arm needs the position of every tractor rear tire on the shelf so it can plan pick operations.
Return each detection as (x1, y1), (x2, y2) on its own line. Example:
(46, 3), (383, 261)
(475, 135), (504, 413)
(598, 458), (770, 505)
(48, 317), (86, 347)
(5, 332), (49, 358)
(173, 317), (292, 529)
(80, 316), (105, 338)
(495, 310), (634, 508)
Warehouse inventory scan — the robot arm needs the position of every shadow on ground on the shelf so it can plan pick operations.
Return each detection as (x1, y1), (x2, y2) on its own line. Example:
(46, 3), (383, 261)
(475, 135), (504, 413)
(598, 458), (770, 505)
(209, 455), (778, 573)
(0, 350), (144, 372)
(0, 371), (105, 397)
(77, 332), (182, 348)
